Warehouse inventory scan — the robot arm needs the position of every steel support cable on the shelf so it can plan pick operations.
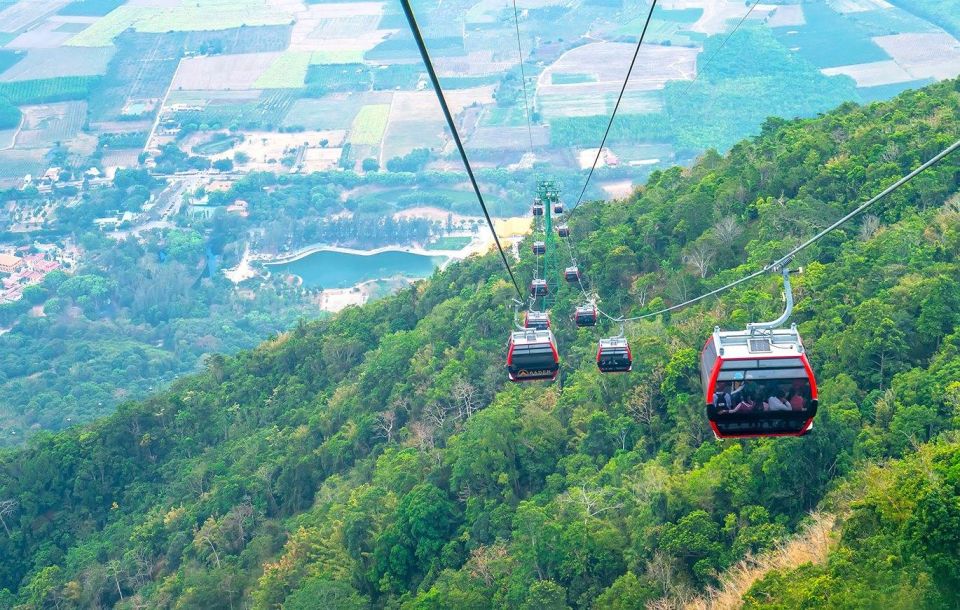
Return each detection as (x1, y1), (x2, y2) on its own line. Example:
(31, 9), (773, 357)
(400, 0), (524, 299)
(512, 0), (535, 152)
(608, 137), (960, 323)
(569, 0), (658, 214)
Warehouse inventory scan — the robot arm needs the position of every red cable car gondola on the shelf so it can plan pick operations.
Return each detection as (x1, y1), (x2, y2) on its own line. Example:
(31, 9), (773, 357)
(524, 310), (550, 330)
(558, 225), (570, 238)
(701, 324), (818, 439)
(597, 337), (631, 373)
(553, 202), (563, 214)
(564, 266), (580, 283)
(574, 304), (597, 327)
(530, 279), (548, 297)
(532, 201), (544, 216)
(532, 241), (546, 255)
(506, 330), (559, 382)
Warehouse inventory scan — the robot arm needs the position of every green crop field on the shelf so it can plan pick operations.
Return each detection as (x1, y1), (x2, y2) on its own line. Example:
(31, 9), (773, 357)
(282, 95), (368, 130)
(772, 3), (889, 68)
(0, 76), (100, 105)
(551, 73), (595, 85)
(349, 104), (390, 145)
(254, 52), (311, 89)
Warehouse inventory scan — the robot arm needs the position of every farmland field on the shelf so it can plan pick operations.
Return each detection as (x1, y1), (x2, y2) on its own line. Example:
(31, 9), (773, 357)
(253, 52), (311, 89)
(0, 51), (23, 76)
(0, 0), (69, 34)
(184, 25), (292, 55)
(59, 0), (123, 17)
(772, 3), (889, 68)
(0, 47), (114, 81)
(0, 76), (99, 105)
(310, 50), (364, 64)
(349, 104), (390, 145)
(0, 149), (46, 183)
(14, 101), (86, 149)
(86, 31), (182, 122)
(282, 93), (389, 130)
(66, 1), (294, 47)
(171, 90), (299, 130)
(173, 53), (281, 91)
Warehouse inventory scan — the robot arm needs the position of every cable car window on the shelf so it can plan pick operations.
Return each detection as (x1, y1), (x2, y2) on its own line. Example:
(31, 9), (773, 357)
(721, 360), (758, 370)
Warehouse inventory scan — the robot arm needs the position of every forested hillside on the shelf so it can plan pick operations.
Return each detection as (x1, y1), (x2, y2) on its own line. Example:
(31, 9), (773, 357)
(1, 79), (959, 609)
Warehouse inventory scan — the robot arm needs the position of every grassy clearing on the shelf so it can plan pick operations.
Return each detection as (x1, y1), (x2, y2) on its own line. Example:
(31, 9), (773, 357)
(254, 52), (311, 89)
(349, 104), (390, 145)
(282, 97), (365, 130)
(425, 236), (471, 250)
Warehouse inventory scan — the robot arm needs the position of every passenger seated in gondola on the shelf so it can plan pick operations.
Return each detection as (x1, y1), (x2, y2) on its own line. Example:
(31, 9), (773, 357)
(714, 382), (733, 410)
(765, 387), (791, 411)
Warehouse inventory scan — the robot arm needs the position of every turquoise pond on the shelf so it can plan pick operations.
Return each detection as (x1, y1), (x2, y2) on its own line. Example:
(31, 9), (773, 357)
(266, 249), (447, 289)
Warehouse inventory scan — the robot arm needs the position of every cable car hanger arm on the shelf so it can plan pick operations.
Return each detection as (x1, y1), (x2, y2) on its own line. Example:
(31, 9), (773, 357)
(609, 137), (960, 324)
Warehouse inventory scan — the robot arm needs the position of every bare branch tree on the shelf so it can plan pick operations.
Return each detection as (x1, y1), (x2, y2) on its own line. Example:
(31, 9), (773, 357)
(683, 242), (715, 279)
(0, 499), (17, 536)
(859, 214), (881, 241)
(713, 216), (743, 247)
(451, 378), (479, 421)
(375, 410), (397, 443)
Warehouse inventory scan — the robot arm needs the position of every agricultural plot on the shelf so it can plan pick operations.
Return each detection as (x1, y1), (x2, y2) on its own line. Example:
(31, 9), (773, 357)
(0, 149), (46, 183)
(0, 47), (114, 81)
(380, 92), (445, 160)
(171, 90), (298, 130)
(254, 52), (311, 89)
(86, 31), (183, 122)
(537, 43), (694, 118)
(184, 25), (292, 55)
(172, 53), (281, 90)
(0, 76), (98, 105)
(289, 2), (390, 56)
(58, 0), (123, 17)
(0, 51), (22, 75)
(0, 128), (16, 150)
(434, 51), (515, 77)
(822, 59), (912, 87)
(468, 125), (549, 150)
(772, 2), (889, 68)
(349, 104), (390, 146)
(66, 1), (295, 47)
(282, 92), (391, 130)
(14, 101), (86, 149)
(873, 33), (960, 81)
(0, 0), (70, 34)
(828, 0), (893, 14)
(766, 5), (805, 28)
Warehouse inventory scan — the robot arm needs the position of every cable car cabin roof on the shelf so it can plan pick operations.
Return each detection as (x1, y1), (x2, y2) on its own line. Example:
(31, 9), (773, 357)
(507, 330), (559, 382)
(524, 310), (550, 330)
(597, 337), (631, 373)
(706, 326), (807, 361)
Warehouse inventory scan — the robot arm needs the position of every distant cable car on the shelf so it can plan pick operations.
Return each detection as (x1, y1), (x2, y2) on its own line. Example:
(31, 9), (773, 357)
(558, 225), (570, 238)
(506, 330), (559, 382)
(553, 202), (563, 214)
(564, 266), (580, 283)
(532, 241), (546, 255)
(597, 337), (632, 373)
(524, 310), (550, 330)
(574, 304), (597, 327)
(532, 202), (544, 216)
(701, 267), (818, 439)
(530, 279), (548, 297)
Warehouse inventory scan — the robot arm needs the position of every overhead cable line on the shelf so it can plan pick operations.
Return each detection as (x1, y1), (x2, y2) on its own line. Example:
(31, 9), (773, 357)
(569, 0), (658, 213)
(511, 0), (535, 152)
(400, 0), (525, 299)
(609, 137), (960, 323)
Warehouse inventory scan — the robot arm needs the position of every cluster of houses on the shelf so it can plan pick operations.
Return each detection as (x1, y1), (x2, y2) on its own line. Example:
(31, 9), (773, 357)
(0, 250), (63, 303)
